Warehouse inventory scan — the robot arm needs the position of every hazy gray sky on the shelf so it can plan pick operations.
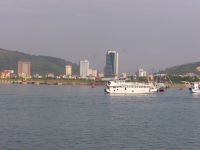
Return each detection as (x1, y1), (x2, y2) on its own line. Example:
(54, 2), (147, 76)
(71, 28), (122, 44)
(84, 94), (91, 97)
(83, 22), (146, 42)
(0, 0), (200, 73)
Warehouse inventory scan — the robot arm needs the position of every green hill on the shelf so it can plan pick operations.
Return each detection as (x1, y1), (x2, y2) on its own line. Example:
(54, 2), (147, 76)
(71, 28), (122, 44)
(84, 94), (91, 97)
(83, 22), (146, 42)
(163, 61), (200, 75)
(0, 48), (79, 75)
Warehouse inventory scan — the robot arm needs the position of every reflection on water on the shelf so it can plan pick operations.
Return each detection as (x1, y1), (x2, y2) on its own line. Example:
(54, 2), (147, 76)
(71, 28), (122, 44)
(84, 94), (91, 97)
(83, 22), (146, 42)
(192, 92), (200, 97)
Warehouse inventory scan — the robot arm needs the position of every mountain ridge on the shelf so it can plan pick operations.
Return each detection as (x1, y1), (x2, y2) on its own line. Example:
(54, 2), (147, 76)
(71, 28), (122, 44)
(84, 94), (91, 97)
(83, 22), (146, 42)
(0, 48), (79, 75)
(163, 61), (200, 75)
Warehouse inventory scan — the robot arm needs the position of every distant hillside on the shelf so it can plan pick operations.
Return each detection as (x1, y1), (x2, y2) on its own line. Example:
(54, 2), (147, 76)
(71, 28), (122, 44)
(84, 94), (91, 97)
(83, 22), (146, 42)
(163, 61), (200, 75)
(0, 48), (79, 75)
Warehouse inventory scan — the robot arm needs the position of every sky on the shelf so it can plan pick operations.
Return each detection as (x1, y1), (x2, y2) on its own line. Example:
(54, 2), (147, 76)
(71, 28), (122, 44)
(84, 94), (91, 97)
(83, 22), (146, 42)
(0, 0), (200, 73)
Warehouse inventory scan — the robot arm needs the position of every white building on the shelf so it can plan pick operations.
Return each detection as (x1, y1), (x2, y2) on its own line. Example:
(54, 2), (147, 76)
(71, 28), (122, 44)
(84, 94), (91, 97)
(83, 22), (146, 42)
(33, 74), (43, 79)
(46, 73), (55, 78)
(79, 60), (89, 78)
(88, 69), (97, 77)
(137, 68), (147, 77)
(121, 73), (127, 78)
(65, 65), (72, 77)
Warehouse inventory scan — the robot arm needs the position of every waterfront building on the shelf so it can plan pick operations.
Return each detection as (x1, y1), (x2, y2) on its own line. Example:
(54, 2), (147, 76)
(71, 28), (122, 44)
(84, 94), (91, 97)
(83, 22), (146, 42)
(17, 61), (31, 78)
(46, 73), (55, 78)
(121, 73), (127, 79)
(137, 68), (147, 77)
(33, 74), (43, 79)
(65, 65), (72, 77)
(147, 74), (154, 81)
(79, 60), (89, 78)
(104, 50), (119, 77)
(88, 69), (97, 77)
(0, 70), (14, 78)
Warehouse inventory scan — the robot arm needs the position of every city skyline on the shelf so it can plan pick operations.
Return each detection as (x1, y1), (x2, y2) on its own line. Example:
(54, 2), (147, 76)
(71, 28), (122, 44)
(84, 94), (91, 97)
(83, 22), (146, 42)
(0, 0), (200, 72)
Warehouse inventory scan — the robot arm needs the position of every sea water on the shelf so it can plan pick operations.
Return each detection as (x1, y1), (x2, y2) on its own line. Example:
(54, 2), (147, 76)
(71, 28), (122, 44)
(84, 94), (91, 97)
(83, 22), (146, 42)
(0, 84), (200, 150)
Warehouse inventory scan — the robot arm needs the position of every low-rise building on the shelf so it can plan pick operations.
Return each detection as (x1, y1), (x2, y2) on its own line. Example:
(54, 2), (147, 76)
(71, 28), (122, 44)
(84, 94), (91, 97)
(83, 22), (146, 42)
(46, 73), (55, 78)
(33, 74), (43, 79)
(97, 72), (104, 78)
(88, 69), (97, 77)
(0, 70), (14, 78)
(137, 68), (148, 77)
(121, 73), (127, 79)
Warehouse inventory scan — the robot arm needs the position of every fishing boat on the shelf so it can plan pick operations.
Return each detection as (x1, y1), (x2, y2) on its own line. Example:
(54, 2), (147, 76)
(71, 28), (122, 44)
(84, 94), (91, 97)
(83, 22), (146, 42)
(104, 80), (158, 94)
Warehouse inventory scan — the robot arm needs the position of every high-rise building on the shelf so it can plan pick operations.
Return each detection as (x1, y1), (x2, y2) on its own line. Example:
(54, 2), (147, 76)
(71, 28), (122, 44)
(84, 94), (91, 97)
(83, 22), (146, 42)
(79, 60), (89, 78)
(104, 50), (119, 77)
(18, 61), (31, 78)
(65, 65), (72, 77)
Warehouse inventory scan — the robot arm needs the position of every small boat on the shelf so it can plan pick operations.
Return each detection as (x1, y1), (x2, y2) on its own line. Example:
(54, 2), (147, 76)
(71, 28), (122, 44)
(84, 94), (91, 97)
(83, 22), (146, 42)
(189, 83), (200, 93)
(159, 87), (165, 92)
(104, 80), (157, 94)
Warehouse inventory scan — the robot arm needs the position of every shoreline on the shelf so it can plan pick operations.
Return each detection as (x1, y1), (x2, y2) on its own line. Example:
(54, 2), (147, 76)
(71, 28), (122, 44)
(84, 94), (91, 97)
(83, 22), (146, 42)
(0, 79), (106, 86)
(0, 79), (191, 88)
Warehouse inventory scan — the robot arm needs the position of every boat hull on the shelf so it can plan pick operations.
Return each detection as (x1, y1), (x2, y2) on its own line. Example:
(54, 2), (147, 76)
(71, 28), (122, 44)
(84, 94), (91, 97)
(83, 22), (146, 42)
(189, 83), (200, 93)
(105, 88), (157, 94)
(190, 89), (200, 93)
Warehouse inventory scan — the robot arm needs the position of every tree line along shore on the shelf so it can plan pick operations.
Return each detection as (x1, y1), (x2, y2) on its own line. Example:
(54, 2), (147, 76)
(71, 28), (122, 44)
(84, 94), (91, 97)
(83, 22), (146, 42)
(0, 78), (106, 86)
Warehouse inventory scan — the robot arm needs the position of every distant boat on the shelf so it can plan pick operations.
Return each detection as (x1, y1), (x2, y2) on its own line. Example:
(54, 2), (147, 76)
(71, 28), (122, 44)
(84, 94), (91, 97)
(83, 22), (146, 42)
(159, 87), (165, 92)
(155, 83), (166, 92)
(104, 80), (157, 94)
(189, 83), (200, 93)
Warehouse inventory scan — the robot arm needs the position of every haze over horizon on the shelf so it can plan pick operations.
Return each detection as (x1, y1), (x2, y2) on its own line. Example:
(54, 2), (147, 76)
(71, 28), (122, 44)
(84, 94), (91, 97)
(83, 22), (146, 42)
(1, 0), (200, 73)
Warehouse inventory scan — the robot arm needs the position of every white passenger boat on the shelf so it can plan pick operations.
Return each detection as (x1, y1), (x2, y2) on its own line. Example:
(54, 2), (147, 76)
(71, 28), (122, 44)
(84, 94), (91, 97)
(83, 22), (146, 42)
(104, 80), (158, 94)
(189, 83), (200, 93)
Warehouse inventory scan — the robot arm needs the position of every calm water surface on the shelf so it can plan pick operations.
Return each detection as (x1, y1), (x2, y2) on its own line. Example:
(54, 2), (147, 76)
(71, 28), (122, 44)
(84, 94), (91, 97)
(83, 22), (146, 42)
(0, 84), (200, 150)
